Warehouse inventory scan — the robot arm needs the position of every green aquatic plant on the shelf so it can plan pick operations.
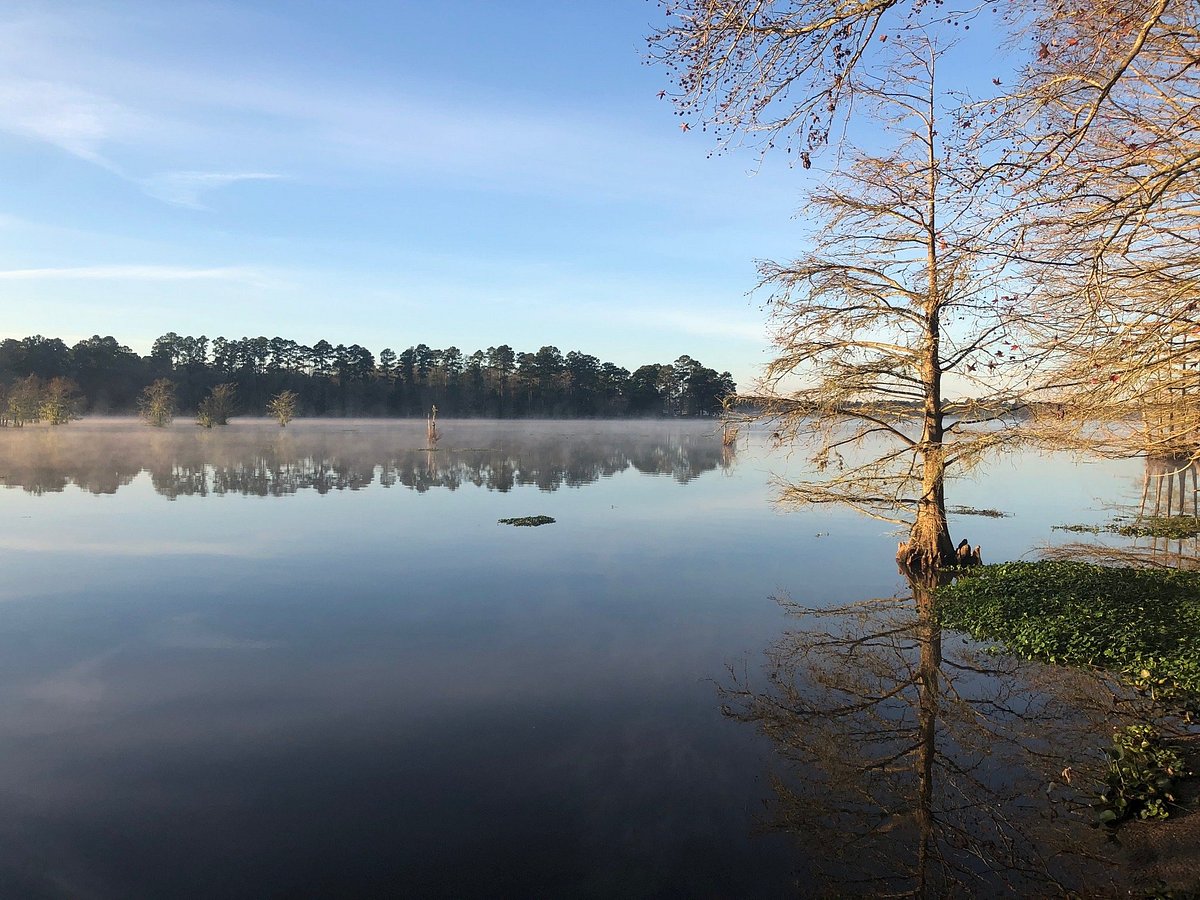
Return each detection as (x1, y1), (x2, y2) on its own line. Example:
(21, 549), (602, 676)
(1115, 517), (1200, 539)
(1137, 884), (1200, 899)
(947, 506), (1008, 517)
(1053, 516), (1200, 539)
(498, 516), (555, 527)
(935, 561), (1200, 702)
(1096, 725), (1187, 826)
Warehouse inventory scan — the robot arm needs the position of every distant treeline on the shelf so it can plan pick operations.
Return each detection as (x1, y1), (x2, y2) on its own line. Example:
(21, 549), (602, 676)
(0, 334), (736, 419)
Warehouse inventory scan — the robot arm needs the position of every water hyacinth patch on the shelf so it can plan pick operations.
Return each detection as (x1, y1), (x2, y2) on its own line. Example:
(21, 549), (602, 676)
(935, 561), (1200, 703)
(1054, 516), (1200, 540)
(1096, 725), (1187, 826)
(498, 515), (556, 527)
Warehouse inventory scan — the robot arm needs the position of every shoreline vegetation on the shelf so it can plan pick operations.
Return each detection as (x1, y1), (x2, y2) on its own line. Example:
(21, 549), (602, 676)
(0, 334), (735, 422)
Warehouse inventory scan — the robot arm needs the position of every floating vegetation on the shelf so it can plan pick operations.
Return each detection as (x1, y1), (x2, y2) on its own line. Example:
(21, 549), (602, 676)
(939, 562), (1200, 831)
(1117, 517), (1200, 539)
(1096, 725), (1188, 827)
(936, 561), (1200, 704)
(1054, 516), (1200, 539)
(1054, 523), (1105, 534)
(948, 505), (1009, 518)
(498, 515), (556, 527)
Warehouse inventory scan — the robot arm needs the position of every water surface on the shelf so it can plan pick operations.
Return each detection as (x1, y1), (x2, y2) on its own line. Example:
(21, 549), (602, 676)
(0, 418), (1156, 896)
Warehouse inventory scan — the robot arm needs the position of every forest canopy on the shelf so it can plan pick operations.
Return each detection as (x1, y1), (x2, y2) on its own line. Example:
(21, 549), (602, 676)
(0, 333), (736, 420)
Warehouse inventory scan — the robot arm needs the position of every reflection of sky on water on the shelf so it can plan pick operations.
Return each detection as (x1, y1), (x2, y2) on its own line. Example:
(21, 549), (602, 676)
(0, 419), (1154, 895)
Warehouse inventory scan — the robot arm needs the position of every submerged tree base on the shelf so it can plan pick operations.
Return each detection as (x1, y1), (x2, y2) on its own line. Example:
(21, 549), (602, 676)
(897, 537), (980, 575)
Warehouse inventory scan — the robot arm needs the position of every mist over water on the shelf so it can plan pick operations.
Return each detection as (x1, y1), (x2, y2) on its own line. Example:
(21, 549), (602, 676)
(0, 418), (1161, 895)
(0, 418), (731, 497)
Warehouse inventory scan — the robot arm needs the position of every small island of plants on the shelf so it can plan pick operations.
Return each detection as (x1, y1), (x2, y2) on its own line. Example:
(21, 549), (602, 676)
(498, 516), (556, 527)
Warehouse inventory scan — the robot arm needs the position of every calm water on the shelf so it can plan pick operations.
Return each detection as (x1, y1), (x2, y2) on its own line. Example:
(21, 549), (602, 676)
(0, 419), (1160, 896)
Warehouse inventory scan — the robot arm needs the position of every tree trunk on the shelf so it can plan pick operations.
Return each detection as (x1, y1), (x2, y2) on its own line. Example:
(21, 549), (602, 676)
(897, 100), (957, 576)
(897, 441), (957, 573)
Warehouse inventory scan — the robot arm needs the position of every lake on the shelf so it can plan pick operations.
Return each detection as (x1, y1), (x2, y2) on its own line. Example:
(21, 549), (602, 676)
(0, 418), (1167, 896)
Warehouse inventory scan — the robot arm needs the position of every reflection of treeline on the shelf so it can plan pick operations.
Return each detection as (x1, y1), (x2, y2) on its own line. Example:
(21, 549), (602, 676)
(0, 424), (730, 497)
(0, 334), (735, 419)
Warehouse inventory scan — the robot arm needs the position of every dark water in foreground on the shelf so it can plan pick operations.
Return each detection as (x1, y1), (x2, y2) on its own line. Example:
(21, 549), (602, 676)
(0, 419), (1157, 896)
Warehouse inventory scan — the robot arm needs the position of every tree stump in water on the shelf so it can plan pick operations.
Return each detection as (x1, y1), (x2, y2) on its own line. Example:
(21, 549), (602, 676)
(955, 539), (983, 566)
(426, 405), (441, 448)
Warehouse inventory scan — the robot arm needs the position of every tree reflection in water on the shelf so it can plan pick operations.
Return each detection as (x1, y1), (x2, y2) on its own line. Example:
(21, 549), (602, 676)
(0, 420), (733, 497)
(1139, 454), (1198, 520)
(722, 572), (1156, 896)
(1048, 455), (1200, 570)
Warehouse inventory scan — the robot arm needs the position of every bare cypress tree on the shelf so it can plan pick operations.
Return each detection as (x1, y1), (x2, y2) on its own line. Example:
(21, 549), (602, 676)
(995, 0), (1200, 457)
(761, 47), (1030, 570)
(649, 0), (929, 156)
(651, 8), (1036, 570)
(426, 404), (441, 448)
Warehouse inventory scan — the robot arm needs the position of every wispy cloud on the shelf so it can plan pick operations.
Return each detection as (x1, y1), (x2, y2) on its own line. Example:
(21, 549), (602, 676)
(0, 78), (136, 169)
(140, 170), (285, 209)
(0, 264), (270, 283)
(0, 8), (796, 213)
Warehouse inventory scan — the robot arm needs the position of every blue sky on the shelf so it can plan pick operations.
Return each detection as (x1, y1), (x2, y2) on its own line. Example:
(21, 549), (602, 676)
(0, 1), (1014, 389)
